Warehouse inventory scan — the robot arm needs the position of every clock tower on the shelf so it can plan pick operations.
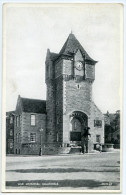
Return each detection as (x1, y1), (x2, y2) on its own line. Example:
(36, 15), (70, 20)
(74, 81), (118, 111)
(45, 33), (104, 153)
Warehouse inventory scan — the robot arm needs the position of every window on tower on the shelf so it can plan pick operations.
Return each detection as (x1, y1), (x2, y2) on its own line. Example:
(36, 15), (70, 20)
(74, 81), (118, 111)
(19, 115), (21, 126)
(16, 116), (18, 127)
(74, 121), (77, 130)
(47, 65), (50, 79)
(57, 133), (58, 142)
(57, 117), (59, 124)
(94, 120), (102, 127)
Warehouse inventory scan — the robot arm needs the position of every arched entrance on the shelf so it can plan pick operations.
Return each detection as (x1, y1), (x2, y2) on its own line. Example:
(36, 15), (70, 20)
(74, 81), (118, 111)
(70, 111), (88, 152)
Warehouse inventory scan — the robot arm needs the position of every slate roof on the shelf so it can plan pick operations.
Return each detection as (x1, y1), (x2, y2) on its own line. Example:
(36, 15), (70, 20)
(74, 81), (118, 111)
(50, 52), (59, 61)
(21, 97), (46, 114)
(50, 33), (97, 64)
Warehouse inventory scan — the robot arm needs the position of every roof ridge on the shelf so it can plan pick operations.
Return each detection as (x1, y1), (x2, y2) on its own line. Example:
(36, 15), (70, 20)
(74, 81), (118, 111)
(21, 97), (46, 102)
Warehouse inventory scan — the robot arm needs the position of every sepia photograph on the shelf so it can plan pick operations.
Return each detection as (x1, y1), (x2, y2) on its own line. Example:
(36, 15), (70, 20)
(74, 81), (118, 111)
(2, 2), (123, 193)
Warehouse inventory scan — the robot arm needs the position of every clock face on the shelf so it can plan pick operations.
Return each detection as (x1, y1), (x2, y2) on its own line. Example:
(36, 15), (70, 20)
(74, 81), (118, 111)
(75, 61), (83, 71)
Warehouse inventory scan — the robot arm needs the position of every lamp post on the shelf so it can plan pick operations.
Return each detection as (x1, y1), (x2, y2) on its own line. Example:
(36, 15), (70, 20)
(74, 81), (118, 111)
(39, 128), (43, 156)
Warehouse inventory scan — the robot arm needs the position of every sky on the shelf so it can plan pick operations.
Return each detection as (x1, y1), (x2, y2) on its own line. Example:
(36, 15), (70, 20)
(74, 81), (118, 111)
(3, 3), (123, 113)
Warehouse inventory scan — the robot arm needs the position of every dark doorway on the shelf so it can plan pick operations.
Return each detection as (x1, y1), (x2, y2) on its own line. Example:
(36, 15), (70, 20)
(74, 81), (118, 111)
(70, 111), (88, 150)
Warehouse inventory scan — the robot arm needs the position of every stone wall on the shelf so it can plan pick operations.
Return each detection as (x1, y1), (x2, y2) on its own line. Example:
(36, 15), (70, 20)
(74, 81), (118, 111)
(21, 112), (46, 144)
(14, 109), (46, 155)
(55, 76), (63, 143)
(65, 79), (92, 114)
(14, 96), (22, 154)
(62, 78), (104, 146)
(21, 143), (40, 155)
(46, 81), (56, 143)
(90, 102), (104, 145)
(85, 64), (95, 80)
(6, 113), (14, 154)
(45, 48), (104, 152)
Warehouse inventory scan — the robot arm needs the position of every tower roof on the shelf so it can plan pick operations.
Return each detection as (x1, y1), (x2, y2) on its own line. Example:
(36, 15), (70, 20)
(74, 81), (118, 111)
(50, 33), (97, 64)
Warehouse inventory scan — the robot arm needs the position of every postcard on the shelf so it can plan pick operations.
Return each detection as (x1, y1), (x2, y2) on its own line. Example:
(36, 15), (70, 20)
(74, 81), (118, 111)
(2, 2), (123, 193)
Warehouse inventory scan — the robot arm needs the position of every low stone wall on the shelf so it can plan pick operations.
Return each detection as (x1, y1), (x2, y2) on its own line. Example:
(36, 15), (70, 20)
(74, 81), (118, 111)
(102, 144), (114, 152)
(20, 143), (82, 155)
(21, 143), (40, 155)
(42, 146), (71, 155)
(69, 147), (82, 154)
(42, 145), (82, 155)
(114, 144), (120, 149)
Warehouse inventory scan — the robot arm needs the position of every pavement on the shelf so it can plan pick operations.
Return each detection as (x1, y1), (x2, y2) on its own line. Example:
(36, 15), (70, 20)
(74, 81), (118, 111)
(5, 150), (120, 191)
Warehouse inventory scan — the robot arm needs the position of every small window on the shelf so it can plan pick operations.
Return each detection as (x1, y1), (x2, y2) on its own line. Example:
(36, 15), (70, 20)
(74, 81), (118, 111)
(30, 133), (36, 142)
(10, 116), (13, 124)
(10, 142), (13, 149)
(96, 135), (101, 143)
(48, 66), (50, 78)
(16, 134), (18, 142)
(57, 133), (58, 142)
(57, 117), (59, 124)
(47, 65), (50, 78)
(10, 130), (13, 136)
(74, 121), (77, 130)
(16, 116), (18, 127)
(94, 120), (102, 127)
(31, 115), (35, 126)
(18, 133), (20, 142)
(76, 84), (81, 89)
(19, 115), (21, 126)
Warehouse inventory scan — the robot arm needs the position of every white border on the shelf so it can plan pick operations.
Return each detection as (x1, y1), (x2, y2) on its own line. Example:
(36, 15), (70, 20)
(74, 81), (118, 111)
(0, 0), (126, 194)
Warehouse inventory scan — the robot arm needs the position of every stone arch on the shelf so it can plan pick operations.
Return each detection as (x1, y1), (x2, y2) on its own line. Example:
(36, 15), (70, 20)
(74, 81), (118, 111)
(68, 109), (89, 119)
(69, 111), (88, 144)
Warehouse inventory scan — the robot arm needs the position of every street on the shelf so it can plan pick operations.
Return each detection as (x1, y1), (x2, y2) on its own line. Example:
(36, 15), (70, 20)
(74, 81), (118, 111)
(5, 150), (120, 191)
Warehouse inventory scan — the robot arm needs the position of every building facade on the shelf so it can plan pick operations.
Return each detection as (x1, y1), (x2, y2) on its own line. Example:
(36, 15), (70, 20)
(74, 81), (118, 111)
(104, 110), (120, 148)
(7, 33), (105, 155)
(45, 33), (104, 153)
(6, 111), (15, 154)
(14, 96), (46, 155)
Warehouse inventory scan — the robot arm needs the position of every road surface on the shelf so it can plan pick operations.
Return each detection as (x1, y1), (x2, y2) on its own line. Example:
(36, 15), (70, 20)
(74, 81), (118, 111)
(5, 150), (120, 191)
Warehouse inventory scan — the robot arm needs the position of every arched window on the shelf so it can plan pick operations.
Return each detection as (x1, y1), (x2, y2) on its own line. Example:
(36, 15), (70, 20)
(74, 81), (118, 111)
(74, 121), (77, 130)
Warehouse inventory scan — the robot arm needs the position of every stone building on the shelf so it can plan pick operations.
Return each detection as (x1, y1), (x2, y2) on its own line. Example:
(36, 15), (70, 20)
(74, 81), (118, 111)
(14, 95), (46, 155)
(6, 111), (15, 154)
(104, 110), (120, 147)
(7, 33), (105, 155)
(45, 33), (104, 153)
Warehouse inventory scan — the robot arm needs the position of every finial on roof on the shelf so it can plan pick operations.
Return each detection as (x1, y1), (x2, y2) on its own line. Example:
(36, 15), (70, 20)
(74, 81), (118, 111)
(71, 29), (73, 34)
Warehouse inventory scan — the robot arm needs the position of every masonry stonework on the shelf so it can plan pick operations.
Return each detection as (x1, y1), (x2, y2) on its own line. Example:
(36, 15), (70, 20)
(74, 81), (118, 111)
(8, 33), (104, 155)
(45, 33), (104, 153)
